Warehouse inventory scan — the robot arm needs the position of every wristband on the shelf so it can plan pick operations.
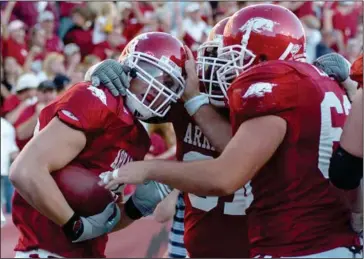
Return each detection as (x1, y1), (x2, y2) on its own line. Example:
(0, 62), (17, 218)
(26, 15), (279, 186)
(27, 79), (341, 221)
(184, 94), (210, 116)
(124, 197), (143, 220)
(62, 213), (83, 241)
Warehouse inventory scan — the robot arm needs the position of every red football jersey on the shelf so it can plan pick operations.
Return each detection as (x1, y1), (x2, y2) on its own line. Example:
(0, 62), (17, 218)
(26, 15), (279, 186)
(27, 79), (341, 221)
(228, 60), (359, 257)
(169, 103), (250, 258)
(12, 82), (150, 258)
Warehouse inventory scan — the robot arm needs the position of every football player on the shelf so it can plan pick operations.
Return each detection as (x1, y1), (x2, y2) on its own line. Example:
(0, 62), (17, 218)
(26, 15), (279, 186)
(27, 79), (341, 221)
(103, 4), (362, 258)
(9, 32), (187, 258)
(92, 18), (250, 258)
(89, 18), (250, 258)
(329, 55), (363, 236)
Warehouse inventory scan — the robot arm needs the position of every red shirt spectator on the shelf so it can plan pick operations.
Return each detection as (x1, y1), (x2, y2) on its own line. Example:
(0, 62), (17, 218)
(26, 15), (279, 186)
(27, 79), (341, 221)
(64, 27), (93, 59)
(123, 2), (155, 41)
(38, 11), (63, 53)
(92, 28), (127, 60)
(92, 41), (125, 60)
(45, 34), (63, 53)
(293, 2), (316, 18)
(2, 94), (21, 116)
(64, 7), (94, 59)
(325, 2), (362, 44)
(1, 73), (39, 124)
(59, 2), (86, 18)
(14, 80), (57, 150)
(10, 2), (59, 33)
(3, 20), (28, 65)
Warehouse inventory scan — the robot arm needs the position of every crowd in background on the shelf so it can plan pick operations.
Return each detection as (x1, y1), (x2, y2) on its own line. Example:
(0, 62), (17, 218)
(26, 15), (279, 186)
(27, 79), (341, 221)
(0, 0), (363, 216)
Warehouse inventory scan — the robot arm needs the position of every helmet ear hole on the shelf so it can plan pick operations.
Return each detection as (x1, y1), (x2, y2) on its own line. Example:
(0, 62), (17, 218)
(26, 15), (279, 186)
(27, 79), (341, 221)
(259, 54), (268, 62)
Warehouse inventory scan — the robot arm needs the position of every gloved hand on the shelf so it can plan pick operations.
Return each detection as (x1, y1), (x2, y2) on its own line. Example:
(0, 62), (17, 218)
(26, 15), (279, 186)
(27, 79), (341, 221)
(313, 53), (351, 82)
(89, 59), (137, 97)
(63, 201), (120, 243)
(129, 181), (173, 217)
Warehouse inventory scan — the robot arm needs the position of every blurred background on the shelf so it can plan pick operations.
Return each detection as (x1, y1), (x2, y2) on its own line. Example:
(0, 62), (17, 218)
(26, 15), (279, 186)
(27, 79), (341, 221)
(0, 1), (363, 257)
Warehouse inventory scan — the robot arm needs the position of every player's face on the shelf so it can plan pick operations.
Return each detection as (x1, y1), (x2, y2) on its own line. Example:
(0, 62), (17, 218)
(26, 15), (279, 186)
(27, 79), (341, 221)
(200, 46), (226, 95)
(128, 61), (183, 115)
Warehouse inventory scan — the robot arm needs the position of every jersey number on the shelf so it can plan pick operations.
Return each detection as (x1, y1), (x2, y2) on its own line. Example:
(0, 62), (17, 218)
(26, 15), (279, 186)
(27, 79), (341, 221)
(183, 151), (253, 215)
(319, 92), (351, 178)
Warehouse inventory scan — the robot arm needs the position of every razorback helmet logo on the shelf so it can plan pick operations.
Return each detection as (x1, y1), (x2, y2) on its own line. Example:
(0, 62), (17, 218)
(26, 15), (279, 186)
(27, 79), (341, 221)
(240, 17), (278, 41)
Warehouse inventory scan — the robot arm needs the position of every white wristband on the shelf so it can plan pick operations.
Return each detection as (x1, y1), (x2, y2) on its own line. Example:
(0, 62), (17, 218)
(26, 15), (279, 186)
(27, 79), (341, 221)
(184, 94), (210, 116)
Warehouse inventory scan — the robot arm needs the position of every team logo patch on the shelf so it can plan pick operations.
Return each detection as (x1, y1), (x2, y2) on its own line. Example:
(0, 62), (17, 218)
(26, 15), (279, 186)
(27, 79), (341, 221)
(243, 82), (277, 98)
(87, 86), (107, 105)
(61, 110), (79, 121)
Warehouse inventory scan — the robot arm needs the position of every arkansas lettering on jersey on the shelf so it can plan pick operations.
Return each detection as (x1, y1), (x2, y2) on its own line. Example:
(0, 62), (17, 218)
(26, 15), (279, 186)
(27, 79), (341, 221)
(12, 82), (150, 258)
(169, 103), (250, 258)
(228, 60), (359, 257)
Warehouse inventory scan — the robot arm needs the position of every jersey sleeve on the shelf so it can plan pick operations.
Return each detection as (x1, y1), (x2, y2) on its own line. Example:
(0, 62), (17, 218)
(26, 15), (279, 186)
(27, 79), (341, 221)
(55, 83), (113, 132)
(228, 62), (299, 131)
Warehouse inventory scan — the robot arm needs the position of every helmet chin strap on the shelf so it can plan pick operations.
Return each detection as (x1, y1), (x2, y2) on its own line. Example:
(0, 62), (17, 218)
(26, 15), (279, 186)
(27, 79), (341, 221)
(125, 94), (154, 121)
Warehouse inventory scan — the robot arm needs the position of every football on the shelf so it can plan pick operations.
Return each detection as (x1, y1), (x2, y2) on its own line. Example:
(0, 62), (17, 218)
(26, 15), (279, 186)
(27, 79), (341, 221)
(52, 165), (114, 217)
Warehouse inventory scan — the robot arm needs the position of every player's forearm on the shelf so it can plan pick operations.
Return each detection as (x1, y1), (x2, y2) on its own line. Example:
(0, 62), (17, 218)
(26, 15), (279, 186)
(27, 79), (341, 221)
(341, 89), (363, 157)
(9, 161), (74, 226)
(192, 105), (232, 152)
(147, 159), (231, 196)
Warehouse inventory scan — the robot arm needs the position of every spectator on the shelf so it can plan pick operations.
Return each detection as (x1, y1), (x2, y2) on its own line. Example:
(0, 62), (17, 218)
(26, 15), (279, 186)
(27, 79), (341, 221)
(88, 2), (116, 44)
(278, 2), (321, 29)
(182, 3), (209, 56)
(83, 55), (101, 69)
(214, 2), (237, 23)
(2, 20), (28, 66)
(322, 1), (362, 55)
(316, 30), (335, 58)
(1, 117), (19, 213)
(53, 74), (71, 94)
(2, 73), (38, 124)
(10, 2), (59, 33)
(14, 80), (57, 150)
(153, 3), (172, 32)
(145, 123), (176, 160)
(92, 25), (127, 60)
(69, 64), (87, 85)
(63, 43), (82, 77)
(2, 57), (22, 94)
(24, 26), (46, 74)
(0, 62), (11, 107)
(38, 11), (63, 53)
(123, 2), (156, 41)
(38, 52), (66, 82)
(58, 2), (86, 39)
(64, 6), (95, 59)
(162, 2), (185, 38)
